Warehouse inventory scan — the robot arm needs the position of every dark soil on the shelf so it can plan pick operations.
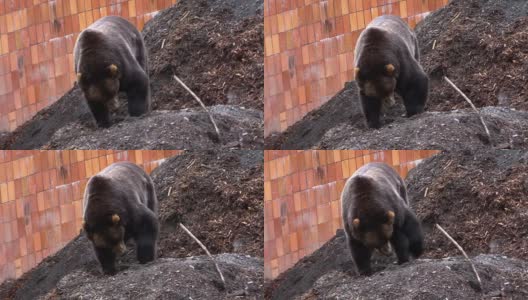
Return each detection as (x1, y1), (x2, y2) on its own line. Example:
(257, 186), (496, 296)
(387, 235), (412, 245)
(0, 236), (95, 300)
(416, 0), (528, 111)
(0, 88), (92, 150)
(265, 149), (528, 299)
(144, 0), (263, 111)
(266, 231), (528, 300)
(0, 150), (263, 299)
(44, 104), (263, 149)
(406, 149), (528, 261)
(0, 0), (263, 150)
(265, 0), (528, 150)
(151, 150), (264, 258)
(48, 254), (263, 300)
(265, 83), (528, 150)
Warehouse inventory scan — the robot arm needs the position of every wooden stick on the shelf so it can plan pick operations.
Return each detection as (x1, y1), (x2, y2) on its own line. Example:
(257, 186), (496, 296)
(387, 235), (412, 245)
(179, 223), (226, 287)
(435, 224), (482, 291)
(443, 76), (491, 142)
(173, 75), (221, 140)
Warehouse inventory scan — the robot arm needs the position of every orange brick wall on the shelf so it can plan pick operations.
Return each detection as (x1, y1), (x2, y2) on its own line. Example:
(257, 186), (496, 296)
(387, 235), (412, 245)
(264, 0), (449, 136)
(264, 150), (439, 279)
(0, 149), (181, 283)
(0, 0), (178, 132)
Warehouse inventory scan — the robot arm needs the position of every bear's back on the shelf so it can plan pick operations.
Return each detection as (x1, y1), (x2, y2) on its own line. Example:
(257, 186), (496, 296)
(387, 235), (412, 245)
(84, 162), (156, 214)
(342, 163), (407, 212)
(355, 15), (418, 63)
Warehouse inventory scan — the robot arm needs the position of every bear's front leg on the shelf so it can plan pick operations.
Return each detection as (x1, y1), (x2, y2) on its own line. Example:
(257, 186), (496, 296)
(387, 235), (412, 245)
(402, 210), (424, 258)
(94, 247), (117, 275)
(126, 70), (151, 117)
(348, 235), (373, 275)
(390, 230), (411, 265)
(87, 101), (112, 128)
(402, 72), (428, 117)
(359, 93), (383, 129)
(136, 210), (159, 264)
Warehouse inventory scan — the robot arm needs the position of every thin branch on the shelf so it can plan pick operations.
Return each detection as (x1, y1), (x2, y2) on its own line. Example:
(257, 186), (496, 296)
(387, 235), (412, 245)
(443, 159), (453, 170)
(443, 76), (491, 142)
(179, 223), (226, 287)
(451, 12), (461, 23)
(435, 224), (482, 291)
(173, 75), (221, 140)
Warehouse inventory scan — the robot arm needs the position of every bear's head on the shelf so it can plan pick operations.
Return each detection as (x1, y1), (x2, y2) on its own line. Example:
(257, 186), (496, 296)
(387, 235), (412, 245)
(355, 62), (397, 102)
(77, 64), (120, 105)
(83, 213), (126, 256)
(351, 210), (395, 255)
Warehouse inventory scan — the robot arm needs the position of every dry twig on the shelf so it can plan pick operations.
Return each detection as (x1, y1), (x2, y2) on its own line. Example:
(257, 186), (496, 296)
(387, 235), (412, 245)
(451, 12), (461, 23)
(435, 224), (482, 291)
(179, 223), (226, 288)
(173, 75), (221, 140)
(443, 76), (491, 143)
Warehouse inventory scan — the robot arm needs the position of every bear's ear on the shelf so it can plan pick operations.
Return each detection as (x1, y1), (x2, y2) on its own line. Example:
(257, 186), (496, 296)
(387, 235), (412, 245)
(111, 214), (120, 225)
(108, 64), (119, 78)
(77, 73), (82, 82)
(354, 67), (360, 78)
(385, 64), (395, 76)
(387, 210), (395, 223)
(352, 218), (360, 228)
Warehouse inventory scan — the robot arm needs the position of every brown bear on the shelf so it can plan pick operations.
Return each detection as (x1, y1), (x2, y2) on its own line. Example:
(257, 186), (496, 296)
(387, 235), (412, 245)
(354, 15), (429, 128)
(341, 162), (424, 275)
(83, 162), (159, 275)
(74, 16), (151, 128)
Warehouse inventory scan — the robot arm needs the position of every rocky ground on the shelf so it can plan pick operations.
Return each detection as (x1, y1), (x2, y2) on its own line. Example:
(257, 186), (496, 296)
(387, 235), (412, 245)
(265, 83), (528, 150)
(0, 150), (264, 299)
(0, 0), (264, 150)
(44, 104), (262, 149)
(266, 0), (528, 150)
(265, 149), (528, 299)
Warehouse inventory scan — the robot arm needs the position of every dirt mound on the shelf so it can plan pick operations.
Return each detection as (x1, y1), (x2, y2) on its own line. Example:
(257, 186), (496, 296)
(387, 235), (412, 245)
(47, 254), (262, 300)
(0, 150), (263, 299)
(151, 150), (264, 258)
(144, 0), (263, 111)
(0, 88), (92, 150)
(0, 236), (95, 300)
(416, 0), (528, 111)
(406, 149), (528, 261)
(265, 83), (528, 150)
(266, 230), (528, 300)
(0, 0), (263, 150)
(45, 105), (263, 149)
(265, 0), (528, 149)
